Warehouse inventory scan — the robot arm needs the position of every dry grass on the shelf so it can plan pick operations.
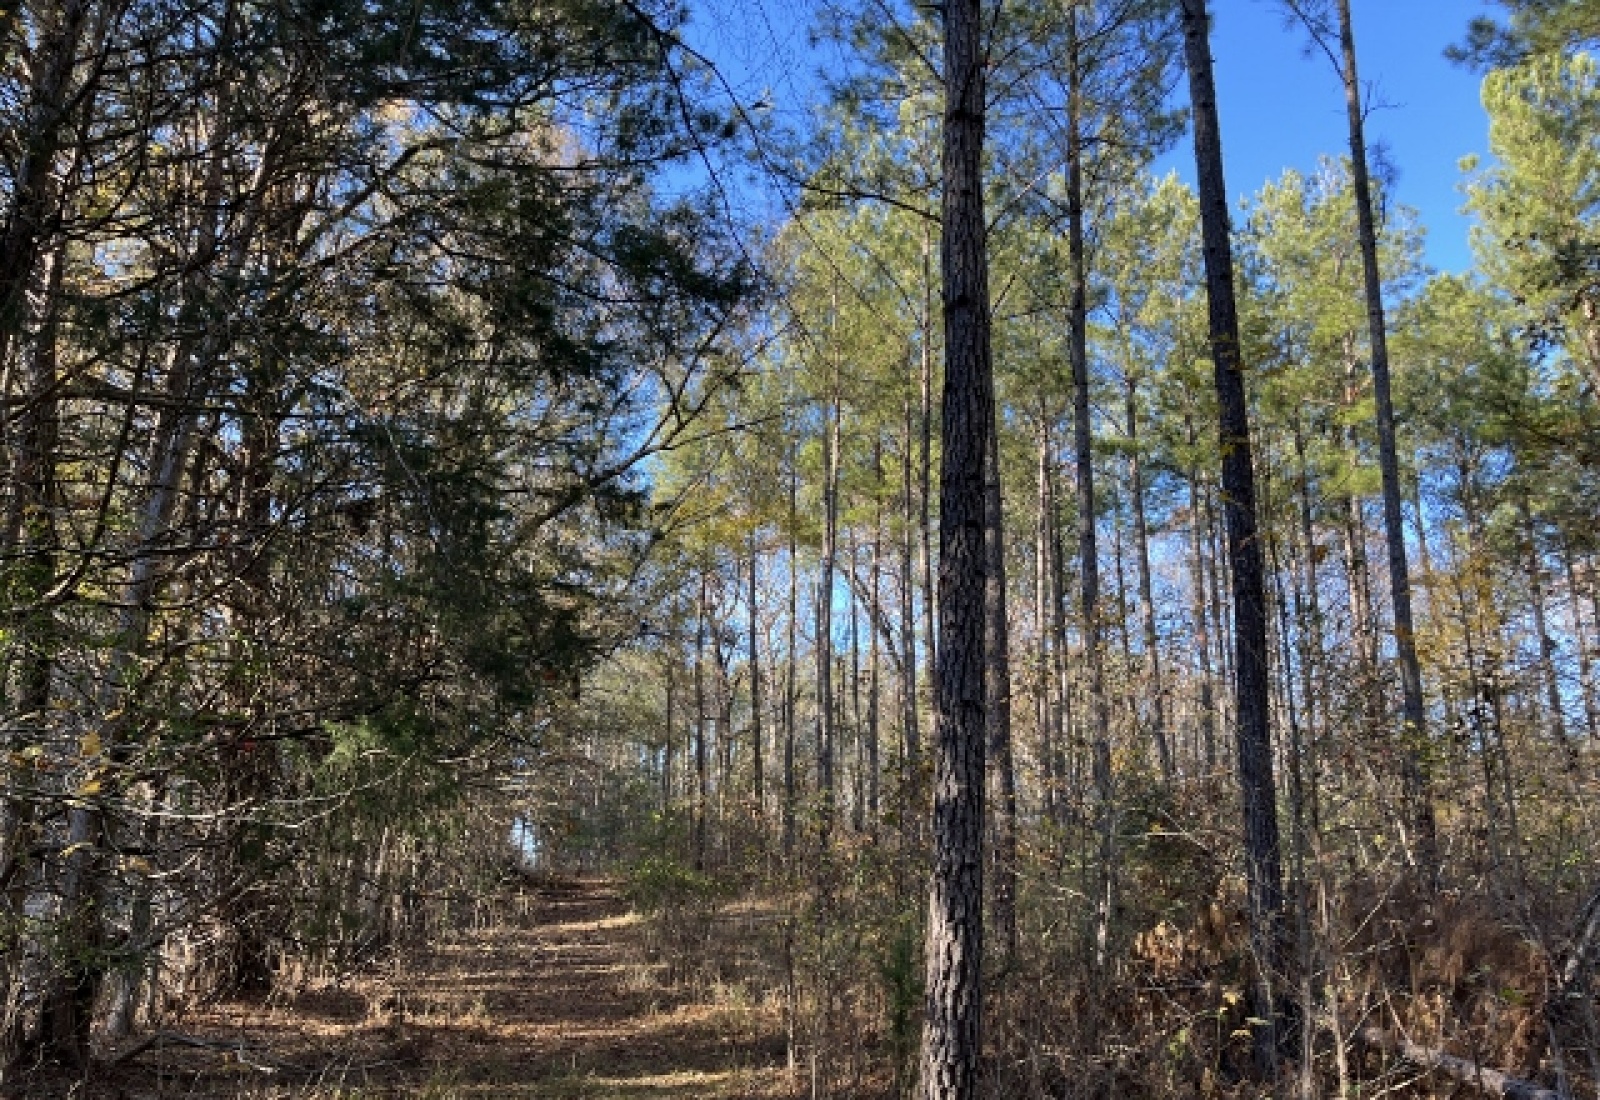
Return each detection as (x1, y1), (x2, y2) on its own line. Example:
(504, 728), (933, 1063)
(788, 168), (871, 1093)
(39, 880), (801, 1100)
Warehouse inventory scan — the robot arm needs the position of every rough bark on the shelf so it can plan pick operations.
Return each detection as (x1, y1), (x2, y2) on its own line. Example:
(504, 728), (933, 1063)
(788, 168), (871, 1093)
(920, 0), (991, 1091)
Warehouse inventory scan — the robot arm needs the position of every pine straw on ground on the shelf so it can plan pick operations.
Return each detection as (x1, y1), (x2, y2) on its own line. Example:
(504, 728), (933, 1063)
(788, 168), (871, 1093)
(28, 878), (800, 1099)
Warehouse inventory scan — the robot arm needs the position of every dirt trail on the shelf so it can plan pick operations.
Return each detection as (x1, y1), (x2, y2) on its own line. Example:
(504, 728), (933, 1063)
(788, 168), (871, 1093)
(95, 879), (796, 1099)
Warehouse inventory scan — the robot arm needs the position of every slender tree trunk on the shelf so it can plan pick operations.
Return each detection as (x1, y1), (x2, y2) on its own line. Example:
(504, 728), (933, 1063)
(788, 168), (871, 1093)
(1558, 532), (1599, 740)
(1050, 461), (1075, 824)
(1112, 498), (1137, 736)
(1290, 417), (1325, 760)
(715, 620), (735, 859)
(869, 462), (884, 829)
(1337, 380), (1380, 728)
(1064, 7), (1114, 975)
(44, 8), (271, 1051)
(1186, 418), (1217, 771)
(1204, 481), (1234, 730)
(920, 0), (991, 1089)
(1127, 375), (1172, 782)
(664, 656), (676, 815)
(695, 575), (710, 871)
(903, 392), (923, 819)
(1520, 500), (1569, 746)
(0, 0), (92, 392)
(817, 375), (841, 836)
(750, 532), (764, 822)
(1334, 0), (1438, 879)
(1035, 414), (1060, 823)
(786, 447), (800, 859)
(1268, 502), (1318, 1100)
(852, 532), (866, 833)
(1180, 0), (1289, 1070)
(1451, 522), (1524, 889)
(920, 226), (939, 750)
(985, 408), (1017, 970)
(0, 4), (94, 1048)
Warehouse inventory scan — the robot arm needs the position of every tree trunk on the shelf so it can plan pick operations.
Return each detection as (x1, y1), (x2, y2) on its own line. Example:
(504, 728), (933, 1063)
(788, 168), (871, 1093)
(903, 391), (923, 829)
(851, 532), (866, 833)
(1035, 414), (1060, 823)
(1127, 375), (1172, 782)
(869, 458), (884, 829)
(42, 4), (268, 1050)
(921, 223), (939, 728)
(920, 0), (991, 1090)
(664, 655), (676, 814)
(1063, 6), (1115, 975)
(1186, 417), (1217, 771)
(694, 575), (709, 871)
(1558, 532), (1599, 740)
(750, 531), (764, 822)
(1050, 456), (1075, 824)
(0, 0), (93, 391)
(985, 408), (1017, 970)
(1519, 500), (1568, 748)
(786, 443), (800, 859)
(1334, 0), (1438, 878)
(1179, 0), (1289, 1070)
(817, 373), (841, 836)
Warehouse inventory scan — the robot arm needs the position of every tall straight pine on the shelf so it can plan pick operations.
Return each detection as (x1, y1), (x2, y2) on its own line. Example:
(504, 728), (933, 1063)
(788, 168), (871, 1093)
(1178, 0), (1289, 1073)
(920, 0), (991, 1093)
(1335, 0), (1439, 879)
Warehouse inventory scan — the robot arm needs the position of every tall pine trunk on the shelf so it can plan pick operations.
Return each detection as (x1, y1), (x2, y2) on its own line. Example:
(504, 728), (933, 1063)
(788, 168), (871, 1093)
(1179, 0), (1289, 1070)
(1334, 0), (1438, 877)
(1063, 6), (1115, 974)
(920, 0), (991, 1090)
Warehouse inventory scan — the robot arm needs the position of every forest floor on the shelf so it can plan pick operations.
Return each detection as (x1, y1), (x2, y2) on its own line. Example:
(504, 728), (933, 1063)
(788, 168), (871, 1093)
(47, 878), (805, 1099)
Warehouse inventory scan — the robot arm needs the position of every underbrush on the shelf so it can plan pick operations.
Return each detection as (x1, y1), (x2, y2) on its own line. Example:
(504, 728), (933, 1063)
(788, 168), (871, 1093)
(622, 789), (1600, 1099)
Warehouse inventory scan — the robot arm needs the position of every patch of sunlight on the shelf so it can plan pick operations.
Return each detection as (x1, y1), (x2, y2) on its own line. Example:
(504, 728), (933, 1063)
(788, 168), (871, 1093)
(594, 912), (642, 930)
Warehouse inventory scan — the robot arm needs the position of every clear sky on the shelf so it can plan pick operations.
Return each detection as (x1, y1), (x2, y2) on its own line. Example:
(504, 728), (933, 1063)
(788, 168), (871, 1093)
(1180, 0), (1493, 274)
(688, 0), (1497, 274)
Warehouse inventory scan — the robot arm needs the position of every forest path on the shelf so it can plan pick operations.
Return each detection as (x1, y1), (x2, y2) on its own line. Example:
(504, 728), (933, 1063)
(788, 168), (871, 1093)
(110, 878), (796, 1099)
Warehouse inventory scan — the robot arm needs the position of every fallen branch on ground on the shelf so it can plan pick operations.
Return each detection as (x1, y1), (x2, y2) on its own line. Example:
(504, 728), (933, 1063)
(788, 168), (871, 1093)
(105, 1031), (276, 1071)
(1355, 1026), (1558, 1100)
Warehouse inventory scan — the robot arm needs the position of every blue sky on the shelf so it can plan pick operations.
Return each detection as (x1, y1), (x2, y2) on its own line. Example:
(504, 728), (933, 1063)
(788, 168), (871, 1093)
(1186, 0), (1492, 274)
(688, 0), (1497, 274)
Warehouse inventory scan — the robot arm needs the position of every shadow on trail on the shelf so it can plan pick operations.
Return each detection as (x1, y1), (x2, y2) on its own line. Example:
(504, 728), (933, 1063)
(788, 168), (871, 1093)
(89, 878), (795, 1099)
